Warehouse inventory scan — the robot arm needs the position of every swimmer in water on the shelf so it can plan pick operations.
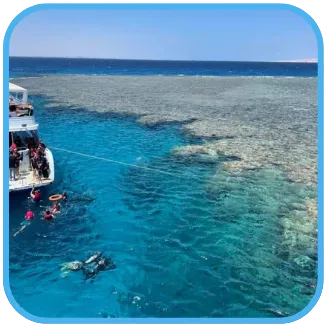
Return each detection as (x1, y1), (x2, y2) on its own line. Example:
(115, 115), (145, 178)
(82, 257), (113, 280)
(42, 209), (54, 220)
(25, 209), (34, 220)
(30, 186), (41, 203)
(60, 253), (116, 280)
(62, 261), (84, 272)
(83, 270), (97, 280)
(52, 201), (61, 214)
(84, 255), (116, 280)
(84, 252), (102, 264)
(14, 209), (34, 237)
(62, 192), (68, 201)
(96, 257), (116, 271)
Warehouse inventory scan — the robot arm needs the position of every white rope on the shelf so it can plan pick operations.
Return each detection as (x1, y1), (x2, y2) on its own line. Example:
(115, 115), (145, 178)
(49, 146), (184, 178)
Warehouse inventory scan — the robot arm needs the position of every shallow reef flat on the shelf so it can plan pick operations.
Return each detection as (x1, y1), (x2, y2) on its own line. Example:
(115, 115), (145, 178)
(14, 75), (318, 217)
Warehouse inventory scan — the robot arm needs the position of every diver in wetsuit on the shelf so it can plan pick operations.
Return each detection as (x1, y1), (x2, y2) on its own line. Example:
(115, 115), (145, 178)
(82, 256), (116, 280)
(61, 252), (116, 280)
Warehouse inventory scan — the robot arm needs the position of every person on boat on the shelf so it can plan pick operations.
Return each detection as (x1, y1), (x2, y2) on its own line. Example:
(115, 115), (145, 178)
(35, 155), (46, 181)
(9, 104), (17, 117)
(40, 156), (49, 178)
(52, 201), (61, 214)
(39, 139), (46, 149)
(29, 147), (36, 164)
(42, 210), (54, 220)
(38, 143), (45, 152)
(36, 147), (42, 156)
(13, 149), (22, 179)
(36, 148), (45, 163)
(14, 136), (23, 149)
(30, 147), (36, 156)
(30, 186), (41, 203)
(9, 150), (16, 181)
(10, 142), (17, 151)
(27, 137), (37, 150)
(31, 151), (39, 178)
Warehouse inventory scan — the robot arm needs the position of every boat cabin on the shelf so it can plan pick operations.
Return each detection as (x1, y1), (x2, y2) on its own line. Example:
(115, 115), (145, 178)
(9, 82), (33, 117)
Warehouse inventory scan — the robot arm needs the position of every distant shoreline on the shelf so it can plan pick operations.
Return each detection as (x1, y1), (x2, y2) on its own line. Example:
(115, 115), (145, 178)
(276, 59), (318, 63)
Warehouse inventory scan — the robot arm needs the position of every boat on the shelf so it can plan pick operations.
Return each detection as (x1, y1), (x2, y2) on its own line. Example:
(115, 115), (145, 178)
(9, 82), (55, 192)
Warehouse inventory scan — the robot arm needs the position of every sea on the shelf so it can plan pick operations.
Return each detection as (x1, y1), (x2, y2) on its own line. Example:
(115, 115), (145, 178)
(8, 57), (318, 319)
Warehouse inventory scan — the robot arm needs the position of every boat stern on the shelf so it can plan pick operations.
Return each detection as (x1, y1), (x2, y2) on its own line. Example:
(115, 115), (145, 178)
(9, 148), (55, 193)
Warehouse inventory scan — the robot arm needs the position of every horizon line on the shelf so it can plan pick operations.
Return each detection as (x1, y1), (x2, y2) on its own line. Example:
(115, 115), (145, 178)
(9, 55), (318, 63)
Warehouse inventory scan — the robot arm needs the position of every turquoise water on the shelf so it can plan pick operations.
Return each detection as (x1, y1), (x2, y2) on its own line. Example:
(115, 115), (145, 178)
(9, 95), (317, 318)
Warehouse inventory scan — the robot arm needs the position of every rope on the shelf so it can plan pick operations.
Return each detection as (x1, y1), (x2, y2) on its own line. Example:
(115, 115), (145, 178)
(48, 146), (235, 194)
(49, 146), (184, 178)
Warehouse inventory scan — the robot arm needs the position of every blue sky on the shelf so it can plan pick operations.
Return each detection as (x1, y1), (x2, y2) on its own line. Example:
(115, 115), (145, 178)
(9, 9), (317, 61)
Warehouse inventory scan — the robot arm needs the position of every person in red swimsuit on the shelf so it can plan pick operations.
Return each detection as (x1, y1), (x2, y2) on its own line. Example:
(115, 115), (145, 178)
(52, 201), (61, 214)
(14, 209), (34, 237)
(25, 209), (34, 220)
(30, 186), (41, 202)
(43, 210), (54, 220)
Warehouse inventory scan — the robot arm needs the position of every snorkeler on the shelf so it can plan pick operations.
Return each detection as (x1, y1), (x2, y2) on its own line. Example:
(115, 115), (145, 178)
(62, 192), (68, 201)
(42, 209), (54, 220)
(25, 209), (34, 220)
(84, 252), (102, 264)
(82, 255), (116, 280)
(97, 257), (116, 271)
(30, 186), (41, 203)
(61, 252), (116, 280)
(14, 209), (34, 237)
(52, 201), (61, 214)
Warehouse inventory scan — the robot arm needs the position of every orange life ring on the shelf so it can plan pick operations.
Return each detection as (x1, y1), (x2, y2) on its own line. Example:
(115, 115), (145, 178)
(49, 194), (63, 201)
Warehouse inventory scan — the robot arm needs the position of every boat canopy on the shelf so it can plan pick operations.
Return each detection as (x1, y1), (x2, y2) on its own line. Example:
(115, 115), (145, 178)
(9, 82), (28, 103)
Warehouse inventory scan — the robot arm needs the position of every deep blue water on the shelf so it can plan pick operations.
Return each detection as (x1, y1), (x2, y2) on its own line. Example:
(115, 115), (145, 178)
(9, 57), (317, 78)
(8, 59), (317, 318)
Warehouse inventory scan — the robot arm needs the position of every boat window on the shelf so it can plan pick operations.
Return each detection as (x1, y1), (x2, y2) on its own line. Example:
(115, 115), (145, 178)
(9, 92), (23, 102)
(12, 130), (39, 150)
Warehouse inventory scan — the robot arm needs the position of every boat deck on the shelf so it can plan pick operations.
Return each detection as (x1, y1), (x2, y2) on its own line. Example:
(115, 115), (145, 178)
(9, 169), (53, 192)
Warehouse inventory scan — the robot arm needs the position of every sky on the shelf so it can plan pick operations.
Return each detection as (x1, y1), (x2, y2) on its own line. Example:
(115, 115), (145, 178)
(9, 9), (318, 61)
